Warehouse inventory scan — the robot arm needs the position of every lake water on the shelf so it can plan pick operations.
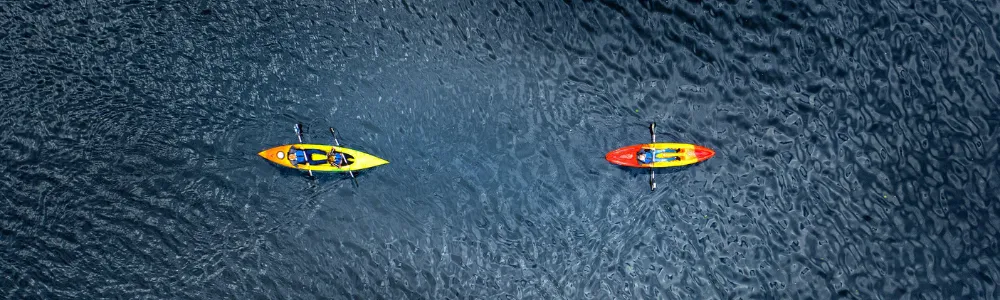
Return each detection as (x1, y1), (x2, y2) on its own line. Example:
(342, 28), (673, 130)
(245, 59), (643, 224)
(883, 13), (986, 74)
(2, 1), (998, 299)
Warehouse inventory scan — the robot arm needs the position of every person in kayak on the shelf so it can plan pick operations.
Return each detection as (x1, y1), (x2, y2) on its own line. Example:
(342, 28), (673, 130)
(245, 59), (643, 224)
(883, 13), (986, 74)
(328, 149), (348, 167)
(637, 148), (683, 164)
(288, 147), (328, 165)
(637, 149), (655, 164)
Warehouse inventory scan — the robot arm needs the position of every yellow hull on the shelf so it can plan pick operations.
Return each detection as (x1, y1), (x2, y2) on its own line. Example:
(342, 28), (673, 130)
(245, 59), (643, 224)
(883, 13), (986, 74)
(257, 144), (388, 172)
(647, 143), (701, 168)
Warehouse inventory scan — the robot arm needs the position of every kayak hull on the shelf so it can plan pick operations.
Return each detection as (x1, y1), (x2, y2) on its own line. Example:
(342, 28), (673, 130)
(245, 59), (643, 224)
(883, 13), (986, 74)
(258, 144), (388, 172)
(606, 143), (714, 168)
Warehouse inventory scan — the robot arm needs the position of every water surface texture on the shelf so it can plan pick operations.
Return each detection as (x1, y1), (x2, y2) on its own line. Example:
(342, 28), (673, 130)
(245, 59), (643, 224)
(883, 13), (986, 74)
(2, 1), (999, 299)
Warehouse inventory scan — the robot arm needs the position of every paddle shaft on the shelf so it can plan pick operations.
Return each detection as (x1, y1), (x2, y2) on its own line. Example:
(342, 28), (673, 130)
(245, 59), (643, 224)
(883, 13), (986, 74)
(295, 123), (313, 176)
(649, 122), (656, 191)
(330, 128), (358, 186)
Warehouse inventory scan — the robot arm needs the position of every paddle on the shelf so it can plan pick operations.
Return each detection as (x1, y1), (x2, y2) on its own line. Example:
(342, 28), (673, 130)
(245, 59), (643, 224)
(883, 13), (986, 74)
(294, 123), (313, 177)
(649, 122), (656, 191)
(330, 127), (359, 187)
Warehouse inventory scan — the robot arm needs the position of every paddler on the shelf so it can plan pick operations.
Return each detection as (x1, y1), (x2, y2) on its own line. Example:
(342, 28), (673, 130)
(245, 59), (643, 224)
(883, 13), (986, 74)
(328, 149), (347, 167)
(288, 148), (304, 165)
(637, 150), (654, 164)
(288, 147), (322, 165)
(637, 148), (683, 164)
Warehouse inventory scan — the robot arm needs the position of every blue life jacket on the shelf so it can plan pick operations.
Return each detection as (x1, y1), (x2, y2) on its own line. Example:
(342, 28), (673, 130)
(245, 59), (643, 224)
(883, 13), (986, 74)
(292, 148), (328, 165)
(639, 149), (681, 163)
(293, 149), (307, 164)
(638, 150), (654, 164)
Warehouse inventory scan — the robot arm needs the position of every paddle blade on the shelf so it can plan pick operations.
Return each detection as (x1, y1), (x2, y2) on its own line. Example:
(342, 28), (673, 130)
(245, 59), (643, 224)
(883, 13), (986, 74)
(295, 123), (305, 143)
(649, 169), (656, 191)
(329, 127), (342, 146)
(649, 122), (656, 143)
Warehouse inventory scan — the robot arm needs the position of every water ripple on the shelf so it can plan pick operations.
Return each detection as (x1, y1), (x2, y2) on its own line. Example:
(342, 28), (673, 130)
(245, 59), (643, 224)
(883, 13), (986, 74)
(2, 0), (999, 299)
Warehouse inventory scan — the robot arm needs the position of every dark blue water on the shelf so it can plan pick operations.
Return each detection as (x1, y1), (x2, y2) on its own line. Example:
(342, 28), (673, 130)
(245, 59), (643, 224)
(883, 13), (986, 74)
(3, 1), (999, 299)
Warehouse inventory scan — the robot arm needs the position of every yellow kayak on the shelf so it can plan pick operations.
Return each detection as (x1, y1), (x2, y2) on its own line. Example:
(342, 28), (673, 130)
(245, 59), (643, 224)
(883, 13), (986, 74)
(258, 144), (388, 172)
(260, 124), (387, 179)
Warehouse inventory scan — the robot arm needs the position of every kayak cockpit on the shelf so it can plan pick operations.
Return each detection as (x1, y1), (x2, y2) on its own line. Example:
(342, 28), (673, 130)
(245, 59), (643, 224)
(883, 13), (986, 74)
(287, 146), (355, 167)
(636, 148), (683, 164)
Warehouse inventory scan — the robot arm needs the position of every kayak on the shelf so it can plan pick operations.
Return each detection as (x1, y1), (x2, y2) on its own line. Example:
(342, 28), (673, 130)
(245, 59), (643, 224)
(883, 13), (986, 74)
(608, 122), (714, 191)
(605, 143), (715, 168)
(259, 123), (387, 181)
(258, 144), (388, 172)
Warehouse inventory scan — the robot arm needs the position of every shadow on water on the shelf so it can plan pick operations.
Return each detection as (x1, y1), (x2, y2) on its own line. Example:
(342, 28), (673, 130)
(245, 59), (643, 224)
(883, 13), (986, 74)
(615, 164), (707, 178)
(262, 163), (367, 185)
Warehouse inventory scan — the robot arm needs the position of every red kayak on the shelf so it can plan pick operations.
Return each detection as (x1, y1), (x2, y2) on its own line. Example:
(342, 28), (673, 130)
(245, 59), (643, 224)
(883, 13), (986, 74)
(606, 123), (715, 190)
(605, 143), (715, 168)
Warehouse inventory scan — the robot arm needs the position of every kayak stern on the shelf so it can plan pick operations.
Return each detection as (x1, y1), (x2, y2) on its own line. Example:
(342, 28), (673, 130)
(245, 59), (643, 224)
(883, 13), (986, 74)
(605, 144), (645, 168)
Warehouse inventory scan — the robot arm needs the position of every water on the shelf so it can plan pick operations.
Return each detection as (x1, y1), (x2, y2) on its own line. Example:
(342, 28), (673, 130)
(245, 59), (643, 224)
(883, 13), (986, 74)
(2, 1), (998, 299)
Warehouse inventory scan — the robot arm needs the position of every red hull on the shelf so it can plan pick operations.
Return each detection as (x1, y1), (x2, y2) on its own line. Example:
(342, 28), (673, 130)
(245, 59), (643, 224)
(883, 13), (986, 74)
(605, 144), (647, 167)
